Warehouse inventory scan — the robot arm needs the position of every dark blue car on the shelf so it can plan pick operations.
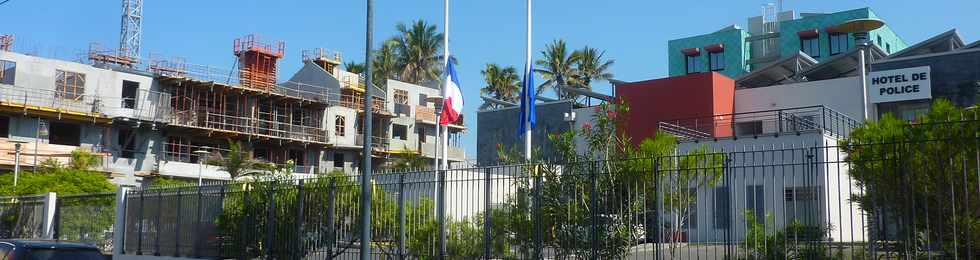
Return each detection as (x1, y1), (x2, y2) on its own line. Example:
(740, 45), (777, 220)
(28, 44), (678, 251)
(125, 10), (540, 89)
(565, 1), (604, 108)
(0, 240), (106, 260)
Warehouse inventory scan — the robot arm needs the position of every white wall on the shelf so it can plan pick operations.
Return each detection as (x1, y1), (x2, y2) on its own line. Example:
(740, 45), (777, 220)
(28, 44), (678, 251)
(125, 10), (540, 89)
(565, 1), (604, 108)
(734, 76), (866, 122)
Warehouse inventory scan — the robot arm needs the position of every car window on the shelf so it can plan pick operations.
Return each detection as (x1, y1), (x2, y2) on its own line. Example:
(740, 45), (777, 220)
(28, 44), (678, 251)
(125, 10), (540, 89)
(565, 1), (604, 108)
(25, 248), (104, 260)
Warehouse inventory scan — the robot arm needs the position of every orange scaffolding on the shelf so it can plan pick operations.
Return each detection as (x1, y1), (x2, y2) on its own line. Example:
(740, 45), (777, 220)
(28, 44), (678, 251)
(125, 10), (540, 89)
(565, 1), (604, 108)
(234, 34), (284, 91)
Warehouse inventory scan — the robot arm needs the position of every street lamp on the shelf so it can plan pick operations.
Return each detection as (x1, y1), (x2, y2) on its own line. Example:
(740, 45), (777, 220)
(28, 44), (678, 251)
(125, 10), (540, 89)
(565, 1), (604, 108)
(193, 148), (210, 186)
(10, 140), (28, 191)
(835, 18), (885, 121)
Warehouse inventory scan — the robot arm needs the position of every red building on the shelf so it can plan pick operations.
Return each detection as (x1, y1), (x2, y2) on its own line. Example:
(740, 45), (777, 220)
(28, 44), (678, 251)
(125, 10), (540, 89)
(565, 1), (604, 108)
(614, 72), (734, 146)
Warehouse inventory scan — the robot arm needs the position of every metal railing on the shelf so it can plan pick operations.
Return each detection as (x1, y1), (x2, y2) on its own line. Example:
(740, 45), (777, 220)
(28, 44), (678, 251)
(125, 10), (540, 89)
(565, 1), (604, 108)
(146, 58), (334, 104)
(658, 105), (859, 141)
(168, 110), (327, 144)
(340, 91), (389, 114)
(355, 134), (389, 151)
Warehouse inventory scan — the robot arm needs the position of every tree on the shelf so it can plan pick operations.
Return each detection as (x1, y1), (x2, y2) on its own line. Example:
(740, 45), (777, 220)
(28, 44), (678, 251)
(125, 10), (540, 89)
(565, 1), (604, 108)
(841, 99), (980, 257)
(372, 38), (401, 88)
(207, 140), (269, 180)
(535, 39), (580, 99)
(480, 63), (521, 103)
(388, 147), (429, 172)
(344, 61), (365, 74)
(394, 20), (444, 85)
(0, 149), (113, 196)
(572, 46), (614, 91)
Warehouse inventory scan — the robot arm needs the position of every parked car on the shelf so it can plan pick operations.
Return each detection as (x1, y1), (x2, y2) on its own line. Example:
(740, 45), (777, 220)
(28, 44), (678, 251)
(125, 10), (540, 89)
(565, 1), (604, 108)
(0, 239), (106, 260)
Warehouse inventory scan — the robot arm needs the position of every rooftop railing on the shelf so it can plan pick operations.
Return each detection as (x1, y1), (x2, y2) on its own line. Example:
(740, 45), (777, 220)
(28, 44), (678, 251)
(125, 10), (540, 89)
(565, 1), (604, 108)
(658, 105), (859, 141)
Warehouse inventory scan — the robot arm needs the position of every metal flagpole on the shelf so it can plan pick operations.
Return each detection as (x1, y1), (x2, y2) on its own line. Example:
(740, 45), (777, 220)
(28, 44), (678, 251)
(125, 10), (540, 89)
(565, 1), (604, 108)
(360, 0), (375, 258)
(442, 0), (450, 171)
(437, 0), (450, 259)
(524, 0), (532, 161)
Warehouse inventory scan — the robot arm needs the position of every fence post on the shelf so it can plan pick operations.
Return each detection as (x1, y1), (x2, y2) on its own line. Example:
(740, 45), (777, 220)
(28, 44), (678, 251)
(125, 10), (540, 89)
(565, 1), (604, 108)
(326, 179), (336, 258)
(295, 180), (305, 260)
(437, 169), (447, 260)
(174, 188), (182, 257)
(264, 184), (275, 258)
(41, 192), (56, 239)
(652, 159), (662, 260)
(52, 195), (61, 240)
(483, 167), (492, 260)
(398, 173), (406, 260)
(193, 185), (203, 258)
(154, 190), (161, 256)
(590, 162), (599, 259)
(533, 166), (543, 259)
(136, 190), (145, 255)
(112, 187), (130, 256)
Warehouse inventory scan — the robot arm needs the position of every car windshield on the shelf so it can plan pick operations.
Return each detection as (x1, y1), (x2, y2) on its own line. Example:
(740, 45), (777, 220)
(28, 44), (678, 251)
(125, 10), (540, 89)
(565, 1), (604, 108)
(25, 248), (104, 260)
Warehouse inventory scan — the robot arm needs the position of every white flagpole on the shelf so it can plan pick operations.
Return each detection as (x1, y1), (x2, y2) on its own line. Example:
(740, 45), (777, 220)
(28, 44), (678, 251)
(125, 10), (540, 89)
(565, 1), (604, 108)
(524, 0), (532, 161)
(442, 0), (450, 170)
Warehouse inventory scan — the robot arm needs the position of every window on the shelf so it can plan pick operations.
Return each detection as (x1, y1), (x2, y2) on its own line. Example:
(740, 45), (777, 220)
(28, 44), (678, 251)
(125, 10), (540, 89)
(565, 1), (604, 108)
(419, 94), (428, 106)
(118, 128), (135, 158)
(829, 33), (848, 55)
(333, 153), (344, 168)
(745, 185), (765, 223)
(708, 51), (725, 71)
(0, 60), (15, 85)
(714, 186), (730, 229)
(289, 150), (305, 166)
(0, 116), (9, 138)
(734, 121), (764, 135)
(55, 70), (86, 100)
(335, 115), (346, 137)
(394, 89), (409, 104)
(784, 187), (819, 226)
(392, 124), (408, 140)
(122, 80), (139, 109)
(417, 126), (426, 143)
(877, 35), (883, 47)
(800, 36), (820, 57)
(49, 122), (81, 146)
(685, 54), (701, 74)
(886, 43), (891, 53)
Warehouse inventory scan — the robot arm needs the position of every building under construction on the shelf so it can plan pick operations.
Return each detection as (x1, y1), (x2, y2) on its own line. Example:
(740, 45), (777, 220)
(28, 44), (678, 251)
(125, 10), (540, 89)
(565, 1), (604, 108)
(0, 34), (466, 185)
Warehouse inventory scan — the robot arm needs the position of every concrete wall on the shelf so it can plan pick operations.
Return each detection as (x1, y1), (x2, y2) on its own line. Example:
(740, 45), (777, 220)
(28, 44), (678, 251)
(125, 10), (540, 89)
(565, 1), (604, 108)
(734, 76), (865, 121)
(476, 100), (574, 166)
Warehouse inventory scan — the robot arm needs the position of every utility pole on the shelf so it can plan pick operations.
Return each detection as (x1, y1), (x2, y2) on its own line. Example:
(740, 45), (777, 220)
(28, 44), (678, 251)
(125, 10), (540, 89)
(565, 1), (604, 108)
(360, 0), (375, 259)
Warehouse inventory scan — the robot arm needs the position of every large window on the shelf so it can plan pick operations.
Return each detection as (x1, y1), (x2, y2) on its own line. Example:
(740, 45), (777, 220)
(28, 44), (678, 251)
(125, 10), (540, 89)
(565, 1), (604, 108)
(335, 115), (346, 137)
(800, 36), (820, 57)
(685, 54), (701, 74)
(394, 89), (410, 115)
(333, 153), (344, 168)
(708, 51), (725, 71)
(118, 128), (135, 158)
(55, 70), (85, 100)
(829, 33), (848, 55)
(0, 60), (15, 85)
(49, 121), (81, 146)
(121, 80), (139, 109)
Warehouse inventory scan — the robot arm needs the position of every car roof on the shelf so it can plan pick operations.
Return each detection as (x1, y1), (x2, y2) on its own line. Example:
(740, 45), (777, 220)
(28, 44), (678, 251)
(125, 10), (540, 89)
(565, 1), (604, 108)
(0, 240), (100, 250)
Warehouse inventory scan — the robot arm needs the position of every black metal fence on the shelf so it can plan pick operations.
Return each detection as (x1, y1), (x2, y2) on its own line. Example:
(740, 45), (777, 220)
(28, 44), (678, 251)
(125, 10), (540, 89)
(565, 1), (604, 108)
(2, 137), (979, 259)
(0, 195), (45, 239)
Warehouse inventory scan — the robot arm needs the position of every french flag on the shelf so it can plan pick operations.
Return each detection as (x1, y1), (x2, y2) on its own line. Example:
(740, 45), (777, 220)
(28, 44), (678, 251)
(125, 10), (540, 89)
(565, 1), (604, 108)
(439, 60), (464, 125)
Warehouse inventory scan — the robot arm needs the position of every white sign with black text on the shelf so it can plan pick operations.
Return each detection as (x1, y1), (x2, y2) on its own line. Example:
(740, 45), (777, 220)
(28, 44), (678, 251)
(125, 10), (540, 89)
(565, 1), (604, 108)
(868, 66), (932, 103)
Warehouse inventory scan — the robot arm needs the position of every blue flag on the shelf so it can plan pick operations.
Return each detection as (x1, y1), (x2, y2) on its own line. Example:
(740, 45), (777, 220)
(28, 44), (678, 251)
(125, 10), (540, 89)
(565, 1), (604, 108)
(518, 62), (536, 136)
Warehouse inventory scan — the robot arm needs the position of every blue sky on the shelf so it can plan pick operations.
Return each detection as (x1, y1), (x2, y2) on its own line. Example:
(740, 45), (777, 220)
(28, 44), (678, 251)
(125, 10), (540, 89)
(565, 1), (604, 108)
(2, 0), (977, 157)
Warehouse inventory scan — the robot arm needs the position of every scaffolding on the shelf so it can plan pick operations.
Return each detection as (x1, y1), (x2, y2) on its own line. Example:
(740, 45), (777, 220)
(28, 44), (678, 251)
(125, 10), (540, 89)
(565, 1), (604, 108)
(234, 34), (284, 91)
(88, 42), (137, 67)
(0, 35), (12, 52)
(302, 48), (342, 72)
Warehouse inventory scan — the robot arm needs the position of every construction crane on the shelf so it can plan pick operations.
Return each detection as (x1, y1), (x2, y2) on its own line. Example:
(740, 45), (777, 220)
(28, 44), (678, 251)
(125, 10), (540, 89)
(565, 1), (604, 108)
(119, 0), (142, 62)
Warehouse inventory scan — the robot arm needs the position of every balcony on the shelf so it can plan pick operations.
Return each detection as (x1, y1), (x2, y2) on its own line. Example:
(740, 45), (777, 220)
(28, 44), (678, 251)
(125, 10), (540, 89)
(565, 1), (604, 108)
(658, 105), (858, 142)
(145, 58), (332, 104)
(340, 91), (389, 115)
(169, 110), (328, 144)
(355, 134), (390, 152)
(415, 106), (465, 129)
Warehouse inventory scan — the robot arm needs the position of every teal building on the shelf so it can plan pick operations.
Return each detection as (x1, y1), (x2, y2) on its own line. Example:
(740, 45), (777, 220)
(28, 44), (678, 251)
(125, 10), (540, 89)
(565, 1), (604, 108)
(668, 7), (908, 78)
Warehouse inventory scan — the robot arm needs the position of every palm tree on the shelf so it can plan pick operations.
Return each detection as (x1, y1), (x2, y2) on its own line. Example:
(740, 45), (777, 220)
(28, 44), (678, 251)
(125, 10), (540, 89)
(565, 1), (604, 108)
(371, 38), (400, 88)
(393, 20), (444, 85)
(535, 39), (580, 99)
(344, 61), (365, 74)
(573, 46), (615, 90)
(480, 63), (521, 103)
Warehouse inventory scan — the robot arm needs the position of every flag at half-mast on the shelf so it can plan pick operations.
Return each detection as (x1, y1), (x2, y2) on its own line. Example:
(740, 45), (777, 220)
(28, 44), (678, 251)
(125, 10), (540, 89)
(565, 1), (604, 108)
(440, 60), (464, 125)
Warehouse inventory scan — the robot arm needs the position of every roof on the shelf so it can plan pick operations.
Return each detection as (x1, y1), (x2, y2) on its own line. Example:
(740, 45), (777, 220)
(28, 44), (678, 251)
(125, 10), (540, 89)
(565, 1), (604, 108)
(558, 86), (612, 101)
(886, 29), (964, 59)
(803, 44), (887, 81)
(0, 240), (101, 250)
(735, 51), (818, 88)
(964, 40), (980, 50)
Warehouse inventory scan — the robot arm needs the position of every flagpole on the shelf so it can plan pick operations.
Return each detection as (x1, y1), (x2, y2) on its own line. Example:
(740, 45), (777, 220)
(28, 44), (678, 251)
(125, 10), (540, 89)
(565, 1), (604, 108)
(437, 0), (450, 259)
(441, 0), (450, 171)
(524, 0), (532, 161)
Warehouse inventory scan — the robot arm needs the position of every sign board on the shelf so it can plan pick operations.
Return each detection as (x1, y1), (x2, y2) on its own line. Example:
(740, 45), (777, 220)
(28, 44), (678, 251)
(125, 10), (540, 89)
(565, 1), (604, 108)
(868, 66), (932, 103)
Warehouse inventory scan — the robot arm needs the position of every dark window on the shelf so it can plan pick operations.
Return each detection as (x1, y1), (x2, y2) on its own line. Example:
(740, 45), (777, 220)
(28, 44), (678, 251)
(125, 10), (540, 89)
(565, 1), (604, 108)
(292, 109), (303, 125)
(55, 70), (85, 100)
(685, 54), (701, 74)
(0, 116), (9, 138)
(417, 126), (426, 143)
(0, 60), (15, 85)
(335, 115), (346, 137)
(784, 187), (819, 226)
(254, 148), (268, 161)
(735, 121), (764, 135)
(714, 186), (730, 229)
(800, 36), (820, 57)
(392, 124), (407, 140)
(49, 122), (81, 146)
(418, 94), (428, 106)
(118, 128), (135, 158)
(289, 150), (305, 166)
(745, 185), (765, 223)
(886, 43), (891, 53)
(121, 80), (139, 109)
(877, 35), (883, 47)
(333, 153), (344, 168)
(708, 51), (725, 71)
(829, 33), (848, 55)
